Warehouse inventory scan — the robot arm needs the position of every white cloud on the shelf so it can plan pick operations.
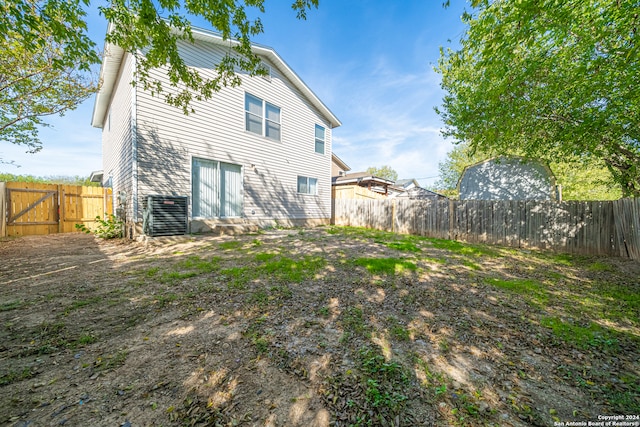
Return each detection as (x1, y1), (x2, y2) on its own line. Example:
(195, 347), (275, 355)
(330, 56), (454, 187)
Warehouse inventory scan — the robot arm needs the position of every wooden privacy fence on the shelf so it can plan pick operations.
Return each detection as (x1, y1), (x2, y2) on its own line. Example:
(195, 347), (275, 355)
(0, 182), (113, 237)
(333, 198), (640, 260)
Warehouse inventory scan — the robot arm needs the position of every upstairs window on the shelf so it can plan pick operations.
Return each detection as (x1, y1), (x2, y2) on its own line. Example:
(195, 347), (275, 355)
(315, 124), (325, 154)
(265, 103), (281, 140)
(245, 93), (281, 141)
(297, 176), (318, 195)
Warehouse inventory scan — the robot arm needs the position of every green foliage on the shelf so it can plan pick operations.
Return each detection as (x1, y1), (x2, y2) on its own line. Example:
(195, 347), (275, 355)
(340, 306), (370, 340)
(243, 315), (271, 353)
(101, 0), (318, 115)
(437, 0), (640, 196)
(432, 142), (488, 197)
(259, 255), (325, 283)
(0, 1), (98, 157)
(160, 271), (198, 284)
(358, 348), (409, 412)
(378, 240), (422, 253)
(485, 277), (548, 306)
(220, 266), (252, 290)
(0, 300), (27, 312)
(219, 241), (243, 250)
(0, 173), (98, 186)
(64, 296), (102, 315)
(75, 215), (123, 239)
(428, 237), (500, 257)
(2, 1), (317, 161)
(94, 350), (128, 371)
(365, 165), (398, 182)
(354, 257), (417, 275)
(178, 255), (221, 273)
(387, 317), (411, 341)
(551, 159), (623, 201)
(77, 333), (98, 345)
(541, 317), (618, 350)
(0, 367), (35, 386)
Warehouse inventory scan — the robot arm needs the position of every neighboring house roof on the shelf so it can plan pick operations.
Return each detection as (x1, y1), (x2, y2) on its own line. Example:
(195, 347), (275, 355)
(396, 186), (447, 200)
(331, 153), (351, 173)
(458, 156), (556, 201)
(332, 172), (395, 187)
(91, 23), (342, 129)
(387, 185), (407, 196)
(395, 179), (420, 189)
(89, 170), (104, 183)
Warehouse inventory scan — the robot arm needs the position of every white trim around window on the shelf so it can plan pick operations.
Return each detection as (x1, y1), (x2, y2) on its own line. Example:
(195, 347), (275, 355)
(314, 124), (325, 154)
(297, 176), (318, 195)
(192, 157), (243, 219)
(245, 92), (281, 141)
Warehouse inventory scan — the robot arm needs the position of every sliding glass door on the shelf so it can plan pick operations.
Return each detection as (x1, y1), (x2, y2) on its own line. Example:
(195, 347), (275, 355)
(192, 158), (242, 218)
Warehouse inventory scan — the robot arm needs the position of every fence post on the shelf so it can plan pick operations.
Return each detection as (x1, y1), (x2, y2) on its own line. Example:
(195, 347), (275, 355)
(0, 182), (6, 238)
(448, 199), (454, 240)
(57, 184), (63, 234)
(391, 199), (396, 233)
(103, 188), (108, 219)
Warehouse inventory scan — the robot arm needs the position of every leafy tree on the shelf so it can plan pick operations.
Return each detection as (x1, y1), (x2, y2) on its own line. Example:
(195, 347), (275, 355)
(433, 142), (622, 201)
(1, 0), (318, 156)
(1, 0), (98, 158)
(366, 165), (398, 182)
(437, 0), (640, 197)
(432, 143), (487, 197)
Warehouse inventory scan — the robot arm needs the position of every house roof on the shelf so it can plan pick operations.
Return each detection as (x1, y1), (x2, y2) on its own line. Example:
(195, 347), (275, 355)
(395, 178), (419, 188)
(89, 170), (104, 183)
(331, 153), (351, 172)
(397, 187), (447, 199)
(91, 23), (342, 129)
(332, 172), (395, 186)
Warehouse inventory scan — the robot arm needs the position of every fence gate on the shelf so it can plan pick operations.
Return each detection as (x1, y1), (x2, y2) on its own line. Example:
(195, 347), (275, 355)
(1, 182), (113, 237)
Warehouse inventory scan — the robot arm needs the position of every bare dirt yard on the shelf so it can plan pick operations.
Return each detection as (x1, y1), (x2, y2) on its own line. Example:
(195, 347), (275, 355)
(0, 227), (638, 427)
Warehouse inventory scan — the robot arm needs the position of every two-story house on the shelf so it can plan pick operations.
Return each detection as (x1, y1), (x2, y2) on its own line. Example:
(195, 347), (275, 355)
(91, 23), (341, 237)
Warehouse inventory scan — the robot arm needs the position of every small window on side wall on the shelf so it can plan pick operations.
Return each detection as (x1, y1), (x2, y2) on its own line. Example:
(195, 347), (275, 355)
(297, 176), (317, 195)
(315, 124), (325, 154)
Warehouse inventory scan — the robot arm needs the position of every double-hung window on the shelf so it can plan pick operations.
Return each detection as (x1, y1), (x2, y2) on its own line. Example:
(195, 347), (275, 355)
(245, 93), (281, 141)
(315, 124), (325, 154)
(297, 176), (318, 195)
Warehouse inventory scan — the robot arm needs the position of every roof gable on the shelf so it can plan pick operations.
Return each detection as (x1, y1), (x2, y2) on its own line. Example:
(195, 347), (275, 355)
(331, 153), (351, 172)
(91, 24), (341, 129)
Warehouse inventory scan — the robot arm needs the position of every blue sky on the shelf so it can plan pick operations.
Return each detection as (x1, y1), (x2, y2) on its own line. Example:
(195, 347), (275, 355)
(1, 1), (469, 187)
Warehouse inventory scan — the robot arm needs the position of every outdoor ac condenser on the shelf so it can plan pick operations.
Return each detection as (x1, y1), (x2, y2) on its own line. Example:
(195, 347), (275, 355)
(142, 195), (188, 237)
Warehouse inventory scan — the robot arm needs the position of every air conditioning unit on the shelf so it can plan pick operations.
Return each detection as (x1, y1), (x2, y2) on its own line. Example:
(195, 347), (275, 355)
(142, 195), (188, 237)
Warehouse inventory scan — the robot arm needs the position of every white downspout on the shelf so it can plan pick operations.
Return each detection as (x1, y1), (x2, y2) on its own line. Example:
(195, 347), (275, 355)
(131, 53), (139, 225)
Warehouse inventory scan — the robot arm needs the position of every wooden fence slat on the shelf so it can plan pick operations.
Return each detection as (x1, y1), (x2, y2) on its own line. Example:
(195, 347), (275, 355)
(3, 182), (113, 237)
(333, 197), (639, 260)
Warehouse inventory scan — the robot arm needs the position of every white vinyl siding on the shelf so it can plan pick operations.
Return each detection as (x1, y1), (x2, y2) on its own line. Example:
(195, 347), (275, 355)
(101, 53), (134, 220)
(315, 124), (325, 154)
(134, 38), (333, 222)
(192, 158), (242, 218)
